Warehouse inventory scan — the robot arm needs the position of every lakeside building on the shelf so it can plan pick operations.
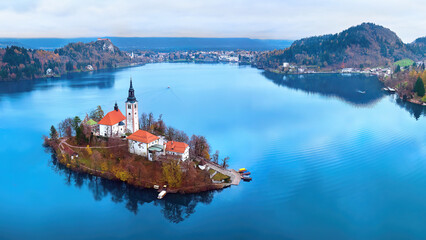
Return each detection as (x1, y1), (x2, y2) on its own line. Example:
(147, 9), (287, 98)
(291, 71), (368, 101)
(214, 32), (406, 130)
(127, 129), (163, 160)
(165, 141), (190, 161)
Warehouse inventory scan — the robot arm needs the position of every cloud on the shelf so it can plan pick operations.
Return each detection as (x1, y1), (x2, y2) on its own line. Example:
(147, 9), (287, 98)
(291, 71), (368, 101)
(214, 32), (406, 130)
(0, 0), (424, 42)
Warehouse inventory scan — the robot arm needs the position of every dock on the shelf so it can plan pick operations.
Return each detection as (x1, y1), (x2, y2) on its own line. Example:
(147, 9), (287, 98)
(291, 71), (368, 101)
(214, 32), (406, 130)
(204, 162), (241, 185)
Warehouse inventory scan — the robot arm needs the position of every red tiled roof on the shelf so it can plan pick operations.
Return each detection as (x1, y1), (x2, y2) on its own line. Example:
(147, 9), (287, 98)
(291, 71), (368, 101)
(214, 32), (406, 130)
(98, 109), (126, 126)
(166, 141), (189, 154)
(127, 130), (159, 143)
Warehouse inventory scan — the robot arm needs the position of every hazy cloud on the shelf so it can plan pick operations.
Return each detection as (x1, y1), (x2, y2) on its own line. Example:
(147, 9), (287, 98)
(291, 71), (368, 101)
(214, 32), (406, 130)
(0, 0), (424, 42)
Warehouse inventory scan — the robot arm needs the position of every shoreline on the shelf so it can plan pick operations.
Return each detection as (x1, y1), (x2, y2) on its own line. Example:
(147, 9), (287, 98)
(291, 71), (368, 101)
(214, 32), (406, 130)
(47, 137), (236, 195)
(262, 66), (426, 107)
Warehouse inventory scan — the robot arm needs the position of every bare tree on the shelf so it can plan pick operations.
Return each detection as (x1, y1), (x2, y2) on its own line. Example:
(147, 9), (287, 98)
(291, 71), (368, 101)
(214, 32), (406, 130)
(212, 150), (219, 164)
(221, 156), (230, 169)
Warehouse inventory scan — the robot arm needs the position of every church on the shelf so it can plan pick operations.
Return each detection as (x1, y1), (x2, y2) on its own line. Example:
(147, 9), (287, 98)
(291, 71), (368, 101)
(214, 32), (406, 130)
(97, 78), (190, 161)
(98, 79), (139, 137)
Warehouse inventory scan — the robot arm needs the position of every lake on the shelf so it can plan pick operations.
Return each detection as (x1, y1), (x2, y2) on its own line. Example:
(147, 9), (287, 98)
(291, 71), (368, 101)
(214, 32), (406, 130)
(0, 63), (425, 240)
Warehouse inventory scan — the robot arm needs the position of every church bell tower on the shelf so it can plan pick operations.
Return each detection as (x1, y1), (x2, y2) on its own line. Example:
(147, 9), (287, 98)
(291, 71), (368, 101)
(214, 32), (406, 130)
(125, 78), (139, 133)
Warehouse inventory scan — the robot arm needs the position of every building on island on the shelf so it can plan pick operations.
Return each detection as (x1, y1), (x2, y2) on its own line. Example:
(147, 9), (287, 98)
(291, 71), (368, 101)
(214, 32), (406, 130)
(165, 141), (190, 161)
(97, 79), (139, 137)
(82, 114), (99, 135)
(127, 129), (163, 160)
(96, 77), (191, 161)
(98, 103), (126, 137)
(125, 78), (139, 134)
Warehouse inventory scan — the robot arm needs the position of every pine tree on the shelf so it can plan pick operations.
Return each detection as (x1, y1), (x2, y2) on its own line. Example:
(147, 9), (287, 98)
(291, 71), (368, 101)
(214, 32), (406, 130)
(50, 125), (58, 140)
(414, 77), (425, 97)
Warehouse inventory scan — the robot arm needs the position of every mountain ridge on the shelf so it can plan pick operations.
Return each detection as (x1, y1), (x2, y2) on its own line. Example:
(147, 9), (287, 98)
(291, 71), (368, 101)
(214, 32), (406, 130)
(256, 23), (424, 70)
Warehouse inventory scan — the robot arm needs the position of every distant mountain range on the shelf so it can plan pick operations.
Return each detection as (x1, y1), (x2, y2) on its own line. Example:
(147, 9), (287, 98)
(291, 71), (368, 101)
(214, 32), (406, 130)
(256, 23), (426, 69)
(0, 37), (293, 51)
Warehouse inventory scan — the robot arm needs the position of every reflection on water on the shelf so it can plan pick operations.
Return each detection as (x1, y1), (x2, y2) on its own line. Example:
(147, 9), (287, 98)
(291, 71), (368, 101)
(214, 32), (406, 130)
(262, 71), (385, 106)
(395, 98), (426, 120)
(0, 70), (117, 97)
(262, 71), (426, 119)
(47, 151), (216, 223)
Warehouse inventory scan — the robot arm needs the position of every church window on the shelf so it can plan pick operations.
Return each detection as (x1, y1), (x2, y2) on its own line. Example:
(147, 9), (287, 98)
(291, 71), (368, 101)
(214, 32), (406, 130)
(128, 104), (131, 109)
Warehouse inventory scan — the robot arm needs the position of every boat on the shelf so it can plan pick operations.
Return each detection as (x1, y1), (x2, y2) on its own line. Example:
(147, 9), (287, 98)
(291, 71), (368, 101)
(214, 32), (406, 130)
(242, 176), (252, 181)
(382, 87), (389, 91)
(167, 86), (170, 89)
(238, 168), (247, 173)
(158, 190), (167, 199)
(241, 171), (251, 175)
(388, 87), (396, 93)
(356, 90), (366, 94)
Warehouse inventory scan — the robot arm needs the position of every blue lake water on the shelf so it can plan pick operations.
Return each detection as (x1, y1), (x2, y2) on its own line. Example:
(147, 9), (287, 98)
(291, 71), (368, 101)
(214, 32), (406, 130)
(0, 63), (425, 240)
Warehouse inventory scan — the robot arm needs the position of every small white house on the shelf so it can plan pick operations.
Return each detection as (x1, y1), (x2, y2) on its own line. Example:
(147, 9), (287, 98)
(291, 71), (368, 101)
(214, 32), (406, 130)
(165, 141), (190, 161)
(98, 103), (126, 137)
(127, 130), (161, 160)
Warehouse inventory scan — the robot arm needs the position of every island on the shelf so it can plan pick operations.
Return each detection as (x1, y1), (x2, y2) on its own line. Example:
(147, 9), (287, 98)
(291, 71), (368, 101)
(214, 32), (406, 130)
(44, 78), (245, 195)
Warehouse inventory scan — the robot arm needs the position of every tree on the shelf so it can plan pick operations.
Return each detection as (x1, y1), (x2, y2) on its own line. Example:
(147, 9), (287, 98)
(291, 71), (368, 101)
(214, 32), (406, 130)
(221, 156), (230, 169)
(72, 116), (82, 132)
(75, 125), (88, 145)
(50, 125), (58, 140)
(148, 112), (154, 131)
(189, 135), (210, 160)
(155, 114), (166, 135)
(212, 150), (219, 164)
(140, 113), (148, 130)
(414, 77), (425, 97)
(166, 126), (176, 141)
(89, 105), (104, 121)
(162, 160), (182, 188)
(58, 117), (73, 137)
(394, 65), (401, 73)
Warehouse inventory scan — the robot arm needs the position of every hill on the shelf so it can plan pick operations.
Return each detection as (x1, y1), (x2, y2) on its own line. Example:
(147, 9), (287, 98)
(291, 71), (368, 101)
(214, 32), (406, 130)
(256, 23), (421, 70)
(409, 37), (426, 58)
(0, 39), (134, 80)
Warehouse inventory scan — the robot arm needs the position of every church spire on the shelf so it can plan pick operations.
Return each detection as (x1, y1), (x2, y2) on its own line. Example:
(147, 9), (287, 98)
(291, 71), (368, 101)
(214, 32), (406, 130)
(127, 77), (136, 103)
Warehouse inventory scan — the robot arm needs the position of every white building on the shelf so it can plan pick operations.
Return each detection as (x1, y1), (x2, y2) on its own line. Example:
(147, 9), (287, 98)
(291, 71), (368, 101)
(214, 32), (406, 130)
(125, 78), (139, 134)
(98, 103), (126, 137)
(165, 141), (190, 161)
(127, 130), (161, 160)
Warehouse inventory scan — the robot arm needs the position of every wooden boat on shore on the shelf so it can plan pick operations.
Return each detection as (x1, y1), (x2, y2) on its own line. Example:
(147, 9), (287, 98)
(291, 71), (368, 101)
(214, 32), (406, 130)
(241, 171), (251, 175)
(238, 168), (247, 173)
(158, 190), (167, 199)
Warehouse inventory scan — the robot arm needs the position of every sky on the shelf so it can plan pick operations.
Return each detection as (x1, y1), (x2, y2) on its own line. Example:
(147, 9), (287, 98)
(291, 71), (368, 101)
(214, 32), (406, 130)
(1, 0), (425, 43)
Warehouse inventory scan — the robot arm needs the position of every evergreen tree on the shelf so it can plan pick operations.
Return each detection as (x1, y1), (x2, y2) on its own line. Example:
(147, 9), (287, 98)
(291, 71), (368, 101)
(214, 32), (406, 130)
(394, 65), (401, 73)
(414, 77), (425, 97)
(50, 125), (58, 140)
(72, 116), (81, 132)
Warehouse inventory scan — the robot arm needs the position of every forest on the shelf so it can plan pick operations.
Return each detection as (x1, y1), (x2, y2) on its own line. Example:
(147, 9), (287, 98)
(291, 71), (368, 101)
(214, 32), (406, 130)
(0, 39), (137, 81)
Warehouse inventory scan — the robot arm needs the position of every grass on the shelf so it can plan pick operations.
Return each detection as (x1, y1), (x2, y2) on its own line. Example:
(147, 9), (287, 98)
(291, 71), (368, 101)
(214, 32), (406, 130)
(394, 59), (414, 68)
(212, 171), (230, 182)
(77, 157), (91, 166)
(208, 169), (215, 175)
